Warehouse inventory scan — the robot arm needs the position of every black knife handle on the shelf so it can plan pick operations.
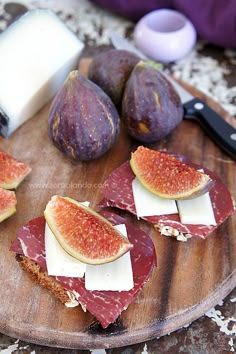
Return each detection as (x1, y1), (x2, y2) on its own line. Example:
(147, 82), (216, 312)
(183, 98), (236, 160)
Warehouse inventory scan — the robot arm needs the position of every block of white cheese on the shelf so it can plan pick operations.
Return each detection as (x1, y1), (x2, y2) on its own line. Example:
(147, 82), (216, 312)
(0, 9), (84, 136)
(45, 222), (87, 278)
(132, 177), (178, 217)
(177, 192), (216, 225)
(85, 224), (134, 291)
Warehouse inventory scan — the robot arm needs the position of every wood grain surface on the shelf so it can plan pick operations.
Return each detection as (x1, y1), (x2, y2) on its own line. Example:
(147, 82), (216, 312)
(0, 58), (235, 350)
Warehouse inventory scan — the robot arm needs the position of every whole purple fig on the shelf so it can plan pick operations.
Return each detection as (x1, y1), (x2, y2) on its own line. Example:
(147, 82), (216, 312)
(88, 49), (139, 108)
(122, 60), (183, 143)
(48, 70), (120, 161)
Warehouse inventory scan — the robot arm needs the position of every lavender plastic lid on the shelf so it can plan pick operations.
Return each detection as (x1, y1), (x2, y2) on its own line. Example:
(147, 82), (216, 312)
(134, 9), (197, 63)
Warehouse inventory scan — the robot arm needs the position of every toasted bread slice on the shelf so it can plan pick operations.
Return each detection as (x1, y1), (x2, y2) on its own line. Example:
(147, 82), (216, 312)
(16, 254), (70, 304)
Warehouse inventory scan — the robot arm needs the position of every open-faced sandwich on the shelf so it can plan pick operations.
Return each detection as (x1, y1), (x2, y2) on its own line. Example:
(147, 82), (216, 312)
(99, 146), (235, 242)
(10, 195), (156, 328)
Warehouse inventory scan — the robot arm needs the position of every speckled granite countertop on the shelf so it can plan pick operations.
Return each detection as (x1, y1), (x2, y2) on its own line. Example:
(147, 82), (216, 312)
(0, 1), (235, 353)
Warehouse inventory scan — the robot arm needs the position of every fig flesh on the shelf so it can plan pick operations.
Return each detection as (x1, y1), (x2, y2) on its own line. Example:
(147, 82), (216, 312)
(122, 60), (183, 143)
(44, 195), (133, 265)
(130, 146), (214, 199)
(0, 149), (31, 189)
(88, 49), (139, 108)
(0, 187), (16, 222)
(48, 70), (120, 161)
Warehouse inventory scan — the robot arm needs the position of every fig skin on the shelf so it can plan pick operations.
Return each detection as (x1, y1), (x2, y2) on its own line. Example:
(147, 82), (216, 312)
(122, 60), (183, 143)
(48, 70), (120, 161)
(88, 49), (140, 108)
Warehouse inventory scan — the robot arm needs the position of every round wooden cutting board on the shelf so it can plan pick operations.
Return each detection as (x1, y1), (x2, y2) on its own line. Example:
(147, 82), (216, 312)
(0, 58), (235, 350)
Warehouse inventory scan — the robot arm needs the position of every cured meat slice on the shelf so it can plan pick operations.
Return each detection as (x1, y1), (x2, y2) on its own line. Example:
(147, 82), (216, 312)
(10, 212), (156, 328)
(99, 156), (235, 241)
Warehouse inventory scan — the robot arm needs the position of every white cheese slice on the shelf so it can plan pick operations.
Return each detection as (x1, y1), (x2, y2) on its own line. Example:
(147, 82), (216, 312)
(45, 222), (87, 278)
(85, 224), (134, 291)
(45, 201), (89, 277)
(0, 9), (84, 136)
(177, 192), (216, 225)
(132, 177), (178, 217)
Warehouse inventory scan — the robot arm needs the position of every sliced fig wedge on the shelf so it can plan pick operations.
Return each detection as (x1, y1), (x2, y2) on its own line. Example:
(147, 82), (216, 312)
(44, 196), (133, 265)
(130, 146), (213, 199)
(0, 187), (17, 222)
(0, 149), (31, 189)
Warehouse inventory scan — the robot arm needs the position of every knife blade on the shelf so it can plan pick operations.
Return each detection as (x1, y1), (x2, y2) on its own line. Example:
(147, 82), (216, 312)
(111, 32), (236, 160)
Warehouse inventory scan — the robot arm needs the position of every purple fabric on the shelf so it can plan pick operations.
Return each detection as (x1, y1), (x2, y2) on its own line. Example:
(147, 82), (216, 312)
(91, 0), (236, 48)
